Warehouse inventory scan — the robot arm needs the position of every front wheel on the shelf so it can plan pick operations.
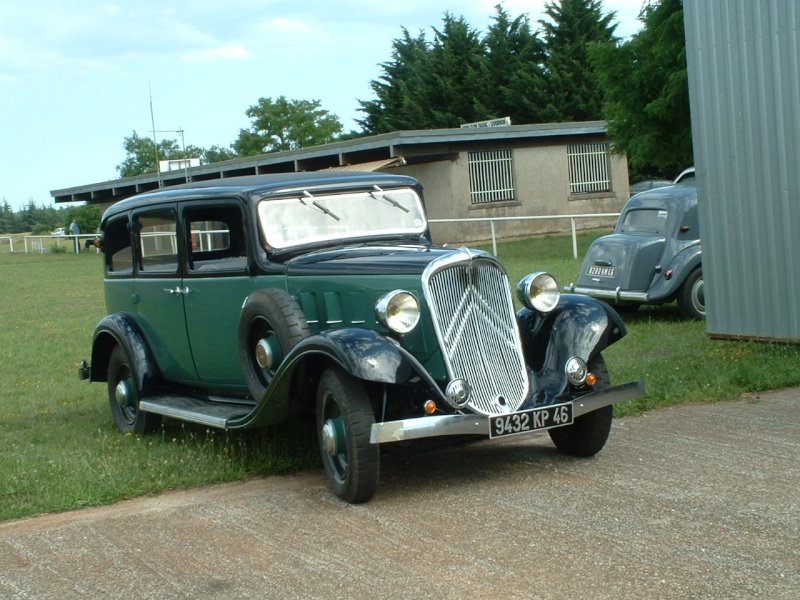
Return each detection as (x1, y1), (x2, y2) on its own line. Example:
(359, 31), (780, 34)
(107, 345), (160, 435)
(316, 367), (379, 503)
(549, 355), (613, 457)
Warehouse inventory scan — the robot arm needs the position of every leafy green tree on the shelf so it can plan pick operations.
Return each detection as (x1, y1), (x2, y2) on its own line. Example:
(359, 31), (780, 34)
(592, 0), (691, 178)
(483, 5), (551, 123)
(360, 14), (491, 132)
(539, 0), (618, 122)
(0, 200), (17, 234)
(203, 145), (237, 164)
(426, 14), (492, 127)
(358, 29), (432, 133)
(232, 96), (342, 156)
(116, 132), (203, 178)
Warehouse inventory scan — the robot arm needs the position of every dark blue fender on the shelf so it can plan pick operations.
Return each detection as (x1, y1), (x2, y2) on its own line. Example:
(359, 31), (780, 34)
(229, 328), (442, 429)
(646, 246), (702, 302)
(88, 313), (162, 395)
(517, 294), (627, 406)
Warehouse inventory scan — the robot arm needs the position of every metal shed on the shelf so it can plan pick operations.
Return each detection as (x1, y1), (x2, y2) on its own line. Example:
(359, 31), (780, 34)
(684, 0), (800, 342)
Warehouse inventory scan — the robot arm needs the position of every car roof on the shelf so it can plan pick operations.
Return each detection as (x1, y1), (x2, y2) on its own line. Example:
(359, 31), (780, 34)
(622, 180), (697, 212)
(102, 171), (421, 219)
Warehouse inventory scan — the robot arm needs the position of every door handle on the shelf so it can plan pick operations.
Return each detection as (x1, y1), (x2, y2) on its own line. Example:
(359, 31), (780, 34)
(164, 287), (190, 295)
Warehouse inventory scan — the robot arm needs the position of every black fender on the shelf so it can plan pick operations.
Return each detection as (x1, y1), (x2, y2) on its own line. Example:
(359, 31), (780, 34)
(517, 294), (627, 404)
(88, 313), (162, 396)
(228, 328), (441, 429)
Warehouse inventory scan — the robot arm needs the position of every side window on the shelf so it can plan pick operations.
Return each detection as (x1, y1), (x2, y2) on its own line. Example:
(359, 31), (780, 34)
(103, 216), (133, 275)
(136, 210), (178, 273)
(184, 204), (247, 274)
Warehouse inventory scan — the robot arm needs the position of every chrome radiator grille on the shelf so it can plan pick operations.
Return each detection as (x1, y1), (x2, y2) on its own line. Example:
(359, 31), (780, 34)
(422, 250), (529, 415)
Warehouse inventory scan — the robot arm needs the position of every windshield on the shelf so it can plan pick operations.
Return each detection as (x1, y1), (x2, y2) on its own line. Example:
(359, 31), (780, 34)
(618, 208), (669, 234)
(258, 187), (427, 249)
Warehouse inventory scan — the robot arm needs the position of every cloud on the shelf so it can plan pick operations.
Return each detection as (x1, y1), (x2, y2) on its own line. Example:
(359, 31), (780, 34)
(183, 44), (253, 62)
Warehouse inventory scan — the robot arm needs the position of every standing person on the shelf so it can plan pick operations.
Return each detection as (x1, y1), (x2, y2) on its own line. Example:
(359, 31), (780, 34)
(70, 219), (81, 253)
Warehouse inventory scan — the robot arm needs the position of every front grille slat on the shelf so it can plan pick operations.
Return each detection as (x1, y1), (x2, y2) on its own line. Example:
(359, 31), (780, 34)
(423, 250), (529, 415)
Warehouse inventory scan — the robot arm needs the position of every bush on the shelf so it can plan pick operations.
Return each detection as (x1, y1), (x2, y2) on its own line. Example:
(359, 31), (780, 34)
(50, 243), (67, 254)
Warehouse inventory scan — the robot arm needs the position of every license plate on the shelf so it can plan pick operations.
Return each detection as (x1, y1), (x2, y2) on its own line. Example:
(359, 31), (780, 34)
(587, 265), (616, 277)
(489, 403), (573, 439)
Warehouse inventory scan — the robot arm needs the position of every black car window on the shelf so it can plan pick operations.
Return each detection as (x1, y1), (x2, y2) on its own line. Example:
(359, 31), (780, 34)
(619, 208), (668, 234)
(103, 216), (133, 275)
(184, 204), (247, 274)
(136, 210), (178, 273)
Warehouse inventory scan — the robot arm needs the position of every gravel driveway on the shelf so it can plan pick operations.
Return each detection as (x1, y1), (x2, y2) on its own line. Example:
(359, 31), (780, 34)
(2, 389), (798, 599)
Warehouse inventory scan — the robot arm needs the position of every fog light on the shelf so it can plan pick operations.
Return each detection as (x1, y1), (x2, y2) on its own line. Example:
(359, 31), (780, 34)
(445, 379), (471, 408)
(565, 356), (588, 386)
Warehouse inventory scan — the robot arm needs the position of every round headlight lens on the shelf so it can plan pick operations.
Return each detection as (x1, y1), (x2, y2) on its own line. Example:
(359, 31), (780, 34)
(376, 290), (420, 334)
(517, 272), (561, 313)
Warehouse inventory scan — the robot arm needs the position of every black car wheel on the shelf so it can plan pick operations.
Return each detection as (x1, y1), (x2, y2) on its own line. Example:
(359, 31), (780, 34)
(107, 345), (160, 434)
(238, 288), (310, 401)
(678, 268), (705, 320)
(549, 355), (613, 457)
(317, 366), (380, 503)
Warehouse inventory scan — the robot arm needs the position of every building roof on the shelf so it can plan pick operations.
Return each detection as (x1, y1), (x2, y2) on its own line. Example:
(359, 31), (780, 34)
(51, 121), (607, 205)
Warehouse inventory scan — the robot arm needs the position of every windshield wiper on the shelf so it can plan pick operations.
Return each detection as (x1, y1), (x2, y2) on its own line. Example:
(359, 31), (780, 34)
(371, 185), (409, 213)
(301, 190), (340, 221)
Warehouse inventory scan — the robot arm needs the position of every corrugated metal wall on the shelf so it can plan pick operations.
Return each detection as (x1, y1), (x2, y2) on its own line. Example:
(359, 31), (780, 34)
(684, 0), (800, 342)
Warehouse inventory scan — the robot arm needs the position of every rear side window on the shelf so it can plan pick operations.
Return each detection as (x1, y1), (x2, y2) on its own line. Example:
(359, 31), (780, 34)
(103, 217), (133, 275)
(184, 204), (248, 274)
(137, 210), (178, 273)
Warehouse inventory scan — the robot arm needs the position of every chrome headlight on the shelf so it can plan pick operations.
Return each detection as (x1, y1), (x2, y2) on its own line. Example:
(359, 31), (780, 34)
(517, 272), (560, 313)
(376, 290), (420, 334)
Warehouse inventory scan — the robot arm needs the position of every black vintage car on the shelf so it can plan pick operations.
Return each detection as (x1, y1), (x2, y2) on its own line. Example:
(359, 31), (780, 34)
(80, 172), (643, 502)
(568, 175), (704, 319)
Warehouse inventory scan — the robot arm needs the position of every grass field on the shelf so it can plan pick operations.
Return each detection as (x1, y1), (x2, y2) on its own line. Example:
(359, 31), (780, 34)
(2, 234), (799, 521)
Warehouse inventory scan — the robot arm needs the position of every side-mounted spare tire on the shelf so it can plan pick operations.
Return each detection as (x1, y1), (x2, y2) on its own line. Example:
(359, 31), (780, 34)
(238, 288), (310, 401)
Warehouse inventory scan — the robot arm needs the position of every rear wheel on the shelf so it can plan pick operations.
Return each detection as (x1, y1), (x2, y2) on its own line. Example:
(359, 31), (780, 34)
(317, 367), (380, 503)
(678, 268), (705, 320)
(107, 345), (160, 435)
(549, 355), (613, 457)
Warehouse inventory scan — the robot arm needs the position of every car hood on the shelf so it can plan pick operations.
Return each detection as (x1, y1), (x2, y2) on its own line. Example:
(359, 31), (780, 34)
(284, 244), (451, 276)
(576, 233), (666, 292)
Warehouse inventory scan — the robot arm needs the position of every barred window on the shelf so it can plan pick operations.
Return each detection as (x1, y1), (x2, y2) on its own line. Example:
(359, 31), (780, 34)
(468, 149), (515, 204)
(568, 142), (610, 194)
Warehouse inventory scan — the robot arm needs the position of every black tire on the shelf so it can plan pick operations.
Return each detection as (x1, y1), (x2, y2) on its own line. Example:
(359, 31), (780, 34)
(549, 355), (613, 457)
(238, 288), (310, 401)
(677, 268), (705, 320)
(107, 345), (161, 435)
(317, 367), (380, 503)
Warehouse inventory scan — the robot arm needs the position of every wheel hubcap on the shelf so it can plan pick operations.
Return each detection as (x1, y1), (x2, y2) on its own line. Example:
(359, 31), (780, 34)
(255, 334), (282, 370)
(114, 378), (133, 408)
(321, 417), (346, 456)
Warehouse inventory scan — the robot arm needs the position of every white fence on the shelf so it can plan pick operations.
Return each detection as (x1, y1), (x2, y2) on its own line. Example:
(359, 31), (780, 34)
(23, 234), (99, 254)
(428, 213), (620, 259)
(0, 236), (14, 253)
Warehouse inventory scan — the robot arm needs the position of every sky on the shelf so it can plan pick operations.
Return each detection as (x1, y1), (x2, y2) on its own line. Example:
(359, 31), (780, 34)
(0, 0), (645, 212)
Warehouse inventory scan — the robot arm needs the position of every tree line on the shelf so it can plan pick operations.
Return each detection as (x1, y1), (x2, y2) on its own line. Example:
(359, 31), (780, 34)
(3, 0), (690, 222)
(0, 200), (101, 236)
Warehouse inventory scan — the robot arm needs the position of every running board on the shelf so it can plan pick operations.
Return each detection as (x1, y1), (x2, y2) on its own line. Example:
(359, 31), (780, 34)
(139, 395), (254, 429)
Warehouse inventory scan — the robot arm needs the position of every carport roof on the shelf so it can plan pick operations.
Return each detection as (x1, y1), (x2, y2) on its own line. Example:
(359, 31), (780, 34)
(51, 121), (607, 205)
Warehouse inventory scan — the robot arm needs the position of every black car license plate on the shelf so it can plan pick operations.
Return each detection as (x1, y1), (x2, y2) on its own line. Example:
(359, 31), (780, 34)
(489, 403), (573, 439)
(587, 265), (616, 277)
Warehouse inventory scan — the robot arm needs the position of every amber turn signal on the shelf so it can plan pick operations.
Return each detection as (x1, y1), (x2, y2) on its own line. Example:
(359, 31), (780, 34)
(424, 400), (437, 414)
(586, 373), (597, 386)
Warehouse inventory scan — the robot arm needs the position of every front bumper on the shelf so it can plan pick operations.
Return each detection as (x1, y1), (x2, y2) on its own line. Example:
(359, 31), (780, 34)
(565, 283), (649, 304)
(370, 380), (644, 444)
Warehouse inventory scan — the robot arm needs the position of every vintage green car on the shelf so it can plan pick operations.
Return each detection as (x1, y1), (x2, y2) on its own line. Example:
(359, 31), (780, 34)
(80, 172), (643, 503)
